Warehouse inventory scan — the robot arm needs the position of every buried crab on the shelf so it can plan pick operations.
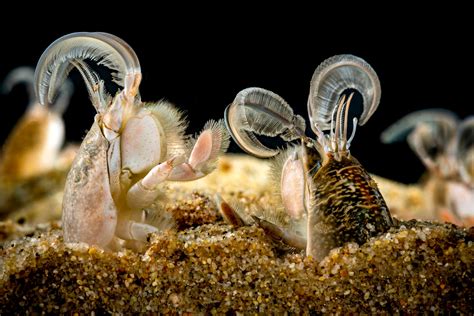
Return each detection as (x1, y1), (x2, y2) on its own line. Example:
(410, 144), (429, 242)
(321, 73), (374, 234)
(217, 54), (394, 260)
(381, 109), (474, 226)
(0, 67), (75, 219)
(34, 32), (229, 249)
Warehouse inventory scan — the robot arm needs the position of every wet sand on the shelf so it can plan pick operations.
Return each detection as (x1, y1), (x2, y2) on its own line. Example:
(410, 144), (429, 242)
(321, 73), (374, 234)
(0, 155), (472, 314)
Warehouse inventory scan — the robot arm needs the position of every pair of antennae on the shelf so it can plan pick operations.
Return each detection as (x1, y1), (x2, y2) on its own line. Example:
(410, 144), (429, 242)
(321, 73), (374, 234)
(225, 54), (381, 158)
(34, 32), (141, 113)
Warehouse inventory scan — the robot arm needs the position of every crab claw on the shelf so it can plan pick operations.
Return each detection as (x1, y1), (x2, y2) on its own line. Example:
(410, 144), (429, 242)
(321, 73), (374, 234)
(126, 156), (184, 210)
(225, 87), (306, 158)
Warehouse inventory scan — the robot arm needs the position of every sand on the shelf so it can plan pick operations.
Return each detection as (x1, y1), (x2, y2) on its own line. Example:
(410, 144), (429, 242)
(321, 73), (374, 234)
(0, 155), (472, 314)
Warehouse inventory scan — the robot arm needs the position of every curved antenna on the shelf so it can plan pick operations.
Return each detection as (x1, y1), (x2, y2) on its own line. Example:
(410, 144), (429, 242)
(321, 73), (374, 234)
(225, 87), (306, 158)
(456, 116), (474, 184)
(2, 66), (75, 115)
(381, 109), (458, 173)
(381, 109), (458, 144)
(51, 79), (74, 115)
(308, 54), (381, 134)
(34, 32), (141, 111)
(2, 67), (35, 106)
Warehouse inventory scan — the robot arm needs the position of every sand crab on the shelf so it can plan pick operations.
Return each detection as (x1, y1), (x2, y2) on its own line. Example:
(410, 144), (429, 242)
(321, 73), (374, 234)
(34, 32), (229, 249)
(381, 110), (474, 226)
(218, 54), (394, 260)
(0, 67), (73, 180)
(0, 67), (75, 219)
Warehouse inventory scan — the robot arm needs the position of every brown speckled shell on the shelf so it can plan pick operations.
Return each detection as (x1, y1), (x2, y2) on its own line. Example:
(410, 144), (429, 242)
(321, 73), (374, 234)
(307, 153), (393, 259)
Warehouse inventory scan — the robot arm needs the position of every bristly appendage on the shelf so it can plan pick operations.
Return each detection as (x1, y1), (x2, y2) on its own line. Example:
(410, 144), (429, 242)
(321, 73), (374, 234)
(308, 54), (381, 132)
(224, 54), (394, 260)
(35, 32), (141, 110)
(225, 87), (306, 158)
(381, 109), (459, 176)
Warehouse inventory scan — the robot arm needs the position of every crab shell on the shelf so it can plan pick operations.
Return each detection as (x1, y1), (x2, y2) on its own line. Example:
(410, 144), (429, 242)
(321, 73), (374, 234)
(223, 54), (393, 260)
(35, 32), (229, 249)
(62, 120), (117, 246)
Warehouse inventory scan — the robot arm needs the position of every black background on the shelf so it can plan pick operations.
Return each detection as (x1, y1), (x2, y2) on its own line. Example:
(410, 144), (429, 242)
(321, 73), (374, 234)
(0, 10), (471, 184)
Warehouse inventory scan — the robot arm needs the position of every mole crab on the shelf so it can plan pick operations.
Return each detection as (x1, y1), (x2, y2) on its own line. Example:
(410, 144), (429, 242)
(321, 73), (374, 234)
(382, 109), (474, 226)
(0, 66), (73, 181)
(34, 32), (229, 249)
(218, 54), (394, 260)
(0, 67), (74, 218)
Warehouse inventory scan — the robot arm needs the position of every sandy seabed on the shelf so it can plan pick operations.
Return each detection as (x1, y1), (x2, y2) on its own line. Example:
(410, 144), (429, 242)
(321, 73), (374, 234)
(0, 155), (473, 314)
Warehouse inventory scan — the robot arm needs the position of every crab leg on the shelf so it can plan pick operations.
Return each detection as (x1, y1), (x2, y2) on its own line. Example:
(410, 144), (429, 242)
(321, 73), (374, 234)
(281, 150), (307, 219)
(252, 216), (306, 250)
(115, 219), (159, 241)
(126, 157), (183, 209)
(215, 194), (246, 227)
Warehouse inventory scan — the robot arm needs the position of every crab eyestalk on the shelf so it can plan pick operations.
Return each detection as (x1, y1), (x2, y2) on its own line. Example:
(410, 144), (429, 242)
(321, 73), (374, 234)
(319, 92), (359, 157)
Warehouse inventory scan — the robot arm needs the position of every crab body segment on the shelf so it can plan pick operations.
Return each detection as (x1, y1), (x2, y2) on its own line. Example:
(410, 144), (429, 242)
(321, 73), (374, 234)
(307, 153), (391, 257)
